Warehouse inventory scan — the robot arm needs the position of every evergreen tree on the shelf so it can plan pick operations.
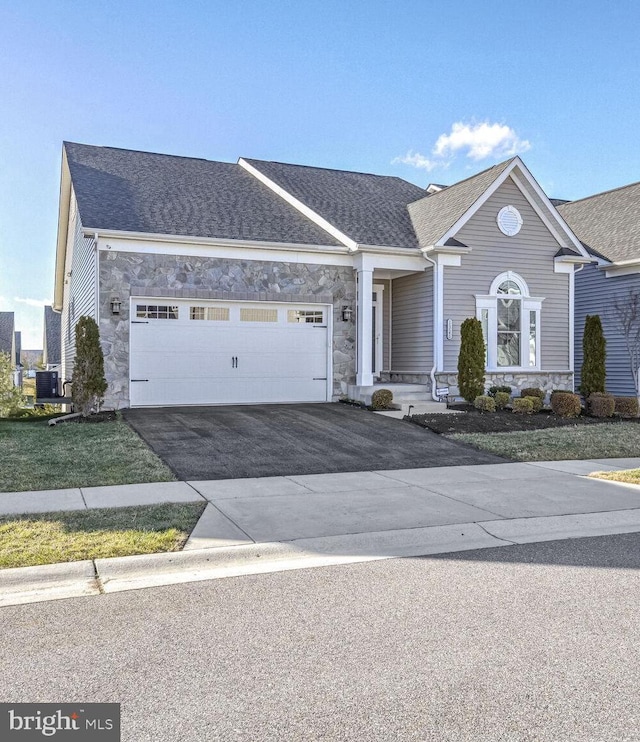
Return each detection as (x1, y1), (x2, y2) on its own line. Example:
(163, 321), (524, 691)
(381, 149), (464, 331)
(0, 352), (23, 417)
(458, 318), (486, 403)
(71, 317), (107, 416)
(581, 314), (606, 397)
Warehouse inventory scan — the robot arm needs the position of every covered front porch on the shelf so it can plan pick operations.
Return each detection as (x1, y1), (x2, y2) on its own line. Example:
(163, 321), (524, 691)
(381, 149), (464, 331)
(344, 251), (439, 409)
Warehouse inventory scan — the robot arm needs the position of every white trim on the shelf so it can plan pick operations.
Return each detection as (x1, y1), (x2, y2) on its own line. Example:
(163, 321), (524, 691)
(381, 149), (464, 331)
(372, 283), (384, 376)
(475, 270), (543, 372)
(604, 264), (640, 278)
(437, 163), (516, 246)
(436, 157), (590, 259)
(91, 228), (349, 255)
(238, 158), (358, 251)
(356, 268), (374, 386)
(510, 173), (568, 248)
(569, 267), (575, 374)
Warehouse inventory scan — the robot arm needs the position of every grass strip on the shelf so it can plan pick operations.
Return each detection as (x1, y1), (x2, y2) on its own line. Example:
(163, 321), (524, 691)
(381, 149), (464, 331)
(0, 502), (206, 569)
(589, 468), (640, 485)
(0, 419), (175, 492)
(450, 422), (640, 461)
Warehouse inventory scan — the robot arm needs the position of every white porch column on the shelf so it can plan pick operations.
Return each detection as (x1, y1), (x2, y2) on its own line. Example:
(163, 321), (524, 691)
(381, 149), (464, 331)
(356, 266), (374, 386)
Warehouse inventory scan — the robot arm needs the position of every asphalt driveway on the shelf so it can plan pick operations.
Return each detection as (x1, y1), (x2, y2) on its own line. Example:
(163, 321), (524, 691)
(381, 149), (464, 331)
(123, 403), (505, 480)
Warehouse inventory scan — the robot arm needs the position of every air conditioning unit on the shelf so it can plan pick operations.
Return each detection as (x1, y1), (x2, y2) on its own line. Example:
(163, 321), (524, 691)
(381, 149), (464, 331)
(36, 370), (59, 399)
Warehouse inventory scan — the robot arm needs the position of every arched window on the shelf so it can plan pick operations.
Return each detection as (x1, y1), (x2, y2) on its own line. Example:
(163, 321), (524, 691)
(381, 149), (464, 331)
(475, 272), (543, 370)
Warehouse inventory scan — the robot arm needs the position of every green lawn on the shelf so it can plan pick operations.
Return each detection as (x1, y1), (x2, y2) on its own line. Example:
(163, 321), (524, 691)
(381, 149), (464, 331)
(0, 502), (205, 569)
(451, 422), (640, 461)
(0, 418), (175, 492)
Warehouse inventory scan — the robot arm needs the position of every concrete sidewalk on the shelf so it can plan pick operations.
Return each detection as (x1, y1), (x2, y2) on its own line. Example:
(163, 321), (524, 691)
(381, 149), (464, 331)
(3, 458), (640, 606)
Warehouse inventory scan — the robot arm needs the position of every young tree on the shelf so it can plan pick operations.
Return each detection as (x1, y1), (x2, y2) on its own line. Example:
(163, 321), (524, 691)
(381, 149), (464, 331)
(0, 351), (23, 417)
(612, 290), (640, 401)
(71, 316), (107, 417)
(580, 314), (606, 397)
(457, 317), (486, 403)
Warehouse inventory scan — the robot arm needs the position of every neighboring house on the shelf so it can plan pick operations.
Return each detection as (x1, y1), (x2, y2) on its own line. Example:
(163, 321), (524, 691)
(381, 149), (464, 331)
(0, 312), (17, 385)
(43, 305), (62, 372)
(21, 349), (43, 378)
(53, 142), (590, 409)
(558, 182), (640, 396)
(13, 331), (22, 387)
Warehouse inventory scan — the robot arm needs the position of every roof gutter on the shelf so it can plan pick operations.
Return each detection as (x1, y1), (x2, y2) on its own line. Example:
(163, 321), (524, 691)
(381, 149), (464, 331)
(420, 248), (440, 402)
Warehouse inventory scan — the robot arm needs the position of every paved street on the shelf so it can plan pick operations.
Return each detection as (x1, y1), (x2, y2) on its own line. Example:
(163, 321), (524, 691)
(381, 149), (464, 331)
(2, 533), (640, 741)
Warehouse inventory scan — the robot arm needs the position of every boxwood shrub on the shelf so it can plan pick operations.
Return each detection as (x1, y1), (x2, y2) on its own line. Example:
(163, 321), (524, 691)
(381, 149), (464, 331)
(520, 387), (545, 400)
(474, 395), (496, 412)
(614, 396), (639, 418)
(550, 391), (582, 418)
(488, 385), (512, 398)
(588, 392), (615, 418)
(494, 391), (510, 410)
(512, 397), (534, 414)
(524, 395), (543, 413)
(371, 388), (393, 410)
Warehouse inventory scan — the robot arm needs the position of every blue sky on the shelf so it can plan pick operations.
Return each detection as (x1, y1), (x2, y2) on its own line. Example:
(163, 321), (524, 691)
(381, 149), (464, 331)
(1, 0), (639, 346)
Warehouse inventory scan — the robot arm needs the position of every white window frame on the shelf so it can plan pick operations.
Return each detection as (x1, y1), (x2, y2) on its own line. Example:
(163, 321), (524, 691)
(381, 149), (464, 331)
(475, 271), (544, 372)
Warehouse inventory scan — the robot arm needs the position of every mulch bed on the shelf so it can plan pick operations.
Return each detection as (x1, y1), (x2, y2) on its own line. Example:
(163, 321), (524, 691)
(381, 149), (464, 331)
(410, 405), (640, 435)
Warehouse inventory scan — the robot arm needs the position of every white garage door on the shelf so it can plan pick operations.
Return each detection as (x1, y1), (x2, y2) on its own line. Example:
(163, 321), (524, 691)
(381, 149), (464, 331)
(129, 299), (331, 406)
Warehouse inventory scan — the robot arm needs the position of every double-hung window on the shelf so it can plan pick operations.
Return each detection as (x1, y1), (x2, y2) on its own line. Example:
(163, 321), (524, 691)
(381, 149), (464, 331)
(475, 272), (543, 371)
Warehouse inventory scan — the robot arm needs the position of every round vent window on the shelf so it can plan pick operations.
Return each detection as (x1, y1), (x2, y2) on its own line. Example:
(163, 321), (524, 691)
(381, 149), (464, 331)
(497, 205), (523, 236)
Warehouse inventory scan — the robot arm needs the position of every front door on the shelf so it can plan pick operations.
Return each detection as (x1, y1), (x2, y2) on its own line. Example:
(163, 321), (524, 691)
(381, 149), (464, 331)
(372, 284), (384, 377)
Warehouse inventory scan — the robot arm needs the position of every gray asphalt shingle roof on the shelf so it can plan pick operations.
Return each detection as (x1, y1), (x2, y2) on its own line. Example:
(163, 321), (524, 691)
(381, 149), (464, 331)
(557, 182), (640, 263)
(408, 159), (514, 247)
(64, 143), (342, 246)
(242, 158), (427, 247)
(0, 312), (15, 358)
(44, 306), (61, 365)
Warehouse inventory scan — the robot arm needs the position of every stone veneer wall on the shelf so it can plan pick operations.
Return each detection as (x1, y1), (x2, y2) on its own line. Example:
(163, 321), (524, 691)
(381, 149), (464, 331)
(99, 251), (356, 408)
(435, 371), (574, 396)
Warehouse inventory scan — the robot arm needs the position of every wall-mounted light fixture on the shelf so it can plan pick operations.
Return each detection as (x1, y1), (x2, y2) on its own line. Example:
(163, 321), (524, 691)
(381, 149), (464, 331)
(110, 297), (122, 315)
(446, 318), (453, 340)
(342, 305), (353, 322)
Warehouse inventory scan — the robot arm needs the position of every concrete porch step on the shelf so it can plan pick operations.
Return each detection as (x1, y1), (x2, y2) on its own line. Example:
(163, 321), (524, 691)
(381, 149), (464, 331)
(347, 382), (432, 406)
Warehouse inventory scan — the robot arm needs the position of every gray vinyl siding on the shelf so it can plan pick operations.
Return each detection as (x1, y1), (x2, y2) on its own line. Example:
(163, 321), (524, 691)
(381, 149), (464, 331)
(575, 263), (638, 396)
(390, 269), (433, 371)
(61, 193), (97, 380)
(443, 177), (570, 371)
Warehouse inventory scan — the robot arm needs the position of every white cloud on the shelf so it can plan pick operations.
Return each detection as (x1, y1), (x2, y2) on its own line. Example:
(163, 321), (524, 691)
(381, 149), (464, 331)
(392, 150), (441, 172)
(394, 120), (531, 172)
(14, 297), (52, 308)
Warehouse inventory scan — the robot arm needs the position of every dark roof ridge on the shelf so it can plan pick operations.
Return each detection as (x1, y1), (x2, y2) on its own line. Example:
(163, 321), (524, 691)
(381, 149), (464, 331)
(243, 156), (420, 183)
(64, 141), (223, 165)
(558, 179), (640, 208)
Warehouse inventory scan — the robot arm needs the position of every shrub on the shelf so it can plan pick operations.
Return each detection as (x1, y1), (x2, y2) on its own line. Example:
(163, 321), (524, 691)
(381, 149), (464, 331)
(494, 391), (511, 410)
(520, 387), (545, 400)
(457, 318), (485, 403)
(512, 397), (534, 414)
(371, 388), (393, 410)
(588, 392), (615, 418)
(71, 317), (108, 417)
(524, 395), (544, 413)
(0, 352), (23, 417)
(614, 396), (639, 418)
(580, 315), (606, 398)
(550, 391), (582, 418)
(474, 395), (496, 412)
(488, 385), (512, 398)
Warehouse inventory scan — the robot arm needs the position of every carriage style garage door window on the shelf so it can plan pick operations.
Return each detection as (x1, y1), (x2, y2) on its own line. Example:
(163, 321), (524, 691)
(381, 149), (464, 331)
(129, 299), (331, 406)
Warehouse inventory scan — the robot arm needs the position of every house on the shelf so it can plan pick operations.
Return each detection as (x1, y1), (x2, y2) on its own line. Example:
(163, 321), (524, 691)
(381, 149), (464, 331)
(558, 182), (640, 396)
(43, 305), (62, 372)
(0, 312), (18, 385)
(53, 142), (590, 409)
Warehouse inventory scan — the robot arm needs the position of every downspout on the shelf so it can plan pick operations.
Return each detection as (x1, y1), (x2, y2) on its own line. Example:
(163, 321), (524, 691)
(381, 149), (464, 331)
(422, 251), (440, 401)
